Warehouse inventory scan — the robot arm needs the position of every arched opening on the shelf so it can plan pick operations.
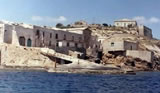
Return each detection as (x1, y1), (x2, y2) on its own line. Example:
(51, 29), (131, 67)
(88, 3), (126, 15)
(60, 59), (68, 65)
(27, 38), (32, 47)
(19, 36), (25, 46)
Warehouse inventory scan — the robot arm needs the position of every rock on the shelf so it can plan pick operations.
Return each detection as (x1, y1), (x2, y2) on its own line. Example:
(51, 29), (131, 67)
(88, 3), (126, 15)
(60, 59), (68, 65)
(0, 44), (55, 68)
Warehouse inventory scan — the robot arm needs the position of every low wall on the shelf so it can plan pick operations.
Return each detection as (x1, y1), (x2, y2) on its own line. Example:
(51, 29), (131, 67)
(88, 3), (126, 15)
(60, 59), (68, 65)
(126, 50), (153, 62)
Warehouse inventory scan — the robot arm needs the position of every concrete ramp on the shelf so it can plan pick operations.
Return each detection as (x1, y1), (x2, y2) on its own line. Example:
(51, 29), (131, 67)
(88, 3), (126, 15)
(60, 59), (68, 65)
(40, 48), (92, 63)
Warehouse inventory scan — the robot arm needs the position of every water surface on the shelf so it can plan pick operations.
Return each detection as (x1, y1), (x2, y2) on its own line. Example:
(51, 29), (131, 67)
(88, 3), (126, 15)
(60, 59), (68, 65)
(0, 70), (159, 93)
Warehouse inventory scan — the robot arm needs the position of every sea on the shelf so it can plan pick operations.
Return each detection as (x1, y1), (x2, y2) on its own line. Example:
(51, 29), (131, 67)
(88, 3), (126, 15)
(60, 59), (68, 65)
(0, 70), (159, 93)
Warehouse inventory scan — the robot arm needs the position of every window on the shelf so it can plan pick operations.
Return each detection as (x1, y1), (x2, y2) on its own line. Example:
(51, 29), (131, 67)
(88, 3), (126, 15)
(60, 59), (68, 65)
(36, 30), (40, 38)
(56, 42), (59, 47)
(117, 23), (119, 26)
(67, 42), (70, 47)
(43, 32), (45, 37)
(27, 38), (32, 47)
(50, 33), (52, 38)
(95, 45), (98, 48)
(75, 43), (78, 48)
(130, 46), (133, 50)
(111, 42), (114, 47)
(79, 37), (82, 42)
(124, 23), (126, 27)
(55, 34), (58, 39)
(49, 41), (51, 46)
(36, 30), (40, 35)
(64, 34), (66, 40)
(19, 36), (25, 46)
(72, 36), (74, 41)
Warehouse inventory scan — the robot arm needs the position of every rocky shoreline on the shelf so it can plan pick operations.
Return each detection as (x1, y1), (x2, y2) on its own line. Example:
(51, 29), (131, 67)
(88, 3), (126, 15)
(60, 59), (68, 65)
(0, 65), (147, 75)
(0, 43), (158, 75)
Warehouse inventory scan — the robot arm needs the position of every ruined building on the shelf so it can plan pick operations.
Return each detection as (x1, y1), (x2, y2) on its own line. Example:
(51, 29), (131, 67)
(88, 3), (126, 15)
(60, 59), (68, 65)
(114, 19), (153, 38)
(0, 22), (92, 57)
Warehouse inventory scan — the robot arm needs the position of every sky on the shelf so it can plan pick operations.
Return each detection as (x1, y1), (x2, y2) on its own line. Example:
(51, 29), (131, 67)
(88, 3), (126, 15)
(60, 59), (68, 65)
(0, 0), (160, 39)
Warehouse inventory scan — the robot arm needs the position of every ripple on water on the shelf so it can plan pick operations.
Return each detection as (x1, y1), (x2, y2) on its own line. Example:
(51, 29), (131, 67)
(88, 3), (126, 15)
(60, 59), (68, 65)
(0, 71), (159, 93)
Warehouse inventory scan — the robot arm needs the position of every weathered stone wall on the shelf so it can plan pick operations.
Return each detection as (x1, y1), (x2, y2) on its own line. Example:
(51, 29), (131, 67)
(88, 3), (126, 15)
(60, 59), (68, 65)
(3, 24), (13, 44)
(86, 36), (101, 57)
(126, 50), (154, 62)
(0, 24), (5, 43)
(102, 40), (138, 53)
(124, 41), (138, 50)
(33, 26), (86, 55)
(83, 28), (92, 49)
(138, 25), (152, 38)
(102, 40), (125, 53)
(2, 24), (35, 47)
(14, 25), (35, 47)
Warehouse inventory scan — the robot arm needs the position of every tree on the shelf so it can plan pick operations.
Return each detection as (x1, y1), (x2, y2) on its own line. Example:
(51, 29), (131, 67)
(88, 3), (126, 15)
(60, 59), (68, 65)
(102, 23), (108, 27)
(66, 24), (71, 28)
(56, 23), (64, 28)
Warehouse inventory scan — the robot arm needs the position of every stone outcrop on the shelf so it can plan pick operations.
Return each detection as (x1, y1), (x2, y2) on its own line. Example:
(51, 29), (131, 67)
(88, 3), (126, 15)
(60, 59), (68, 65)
(0, 44), (55, 68)
(102, 53), (153, 71)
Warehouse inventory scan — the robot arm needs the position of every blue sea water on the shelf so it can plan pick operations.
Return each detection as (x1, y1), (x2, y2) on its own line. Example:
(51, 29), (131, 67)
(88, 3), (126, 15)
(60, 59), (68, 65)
(0, 70), (159, 93)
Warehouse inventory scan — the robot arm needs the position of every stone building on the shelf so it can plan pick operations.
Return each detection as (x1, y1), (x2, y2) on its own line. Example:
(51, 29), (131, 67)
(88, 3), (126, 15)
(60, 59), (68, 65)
(114, 19), (137, 27)
(126, 50), (154, 62)
(102, 39), (153, 62)
(138, 25), (152, 38)
(34, 26), (91, 54)
(102, 39), (138, 54)
(0, 22), (92, 56)
(0, 23), (34, 47)
(114, 19), (153, 38)
(71, 21), (88, 28)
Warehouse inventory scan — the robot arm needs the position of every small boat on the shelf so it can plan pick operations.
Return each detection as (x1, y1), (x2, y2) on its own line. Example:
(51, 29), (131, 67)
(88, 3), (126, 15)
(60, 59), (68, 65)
(124, 70), (136, 75)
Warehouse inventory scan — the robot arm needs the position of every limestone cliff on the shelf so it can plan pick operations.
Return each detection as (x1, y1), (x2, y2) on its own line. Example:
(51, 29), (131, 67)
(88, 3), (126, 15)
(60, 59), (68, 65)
(0, 44), (55, 68)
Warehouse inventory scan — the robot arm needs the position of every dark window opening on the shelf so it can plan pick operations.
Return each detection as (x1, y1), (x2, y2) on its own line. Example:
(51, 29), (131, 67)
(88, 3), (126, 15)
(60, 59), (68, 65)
(43, 32), (45, 37)
(56, 42), (59, 47)
(49, 41), (51, 46)
(111, 42), (114, 47)
(79, 37), (82, 42)
(95, 45), (98, 48)
(36, 30), (40, 38)
(75, 43), (78, 48)
(64, 34), (66, 40)
(19, 36), (25, 46)
(55, 34), (58, 39)
(50, 33), (52, 38)
(72, 36), (74, 41)
(67, 42), (70, 47)
(130, 46), (133, 50)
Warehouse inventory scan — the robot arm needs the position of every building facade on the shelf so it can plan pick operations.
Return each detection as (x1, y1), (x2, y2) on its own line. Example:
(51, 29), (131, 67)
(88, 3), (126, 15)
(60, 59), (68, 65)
(114, 19), (153, 38)
(102, 39), (138, 54)
(0, 22), (92, 55)
(114, 19), (137, 27)
(138, 25), (153, 38)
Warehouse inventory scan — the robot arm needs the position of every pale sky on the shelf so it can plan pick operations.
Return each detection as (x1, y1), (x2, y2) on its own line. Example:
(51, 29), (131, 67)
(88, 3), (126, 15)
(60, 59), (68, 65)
(0, 0), (160, 39)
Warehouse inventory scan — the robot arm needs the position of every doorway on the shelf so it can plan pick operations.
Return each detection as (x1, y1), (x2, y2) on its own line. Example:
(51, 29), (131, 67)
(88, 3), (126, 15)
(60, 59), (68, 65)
(27, 38), (32, 47)
(19, 36), (25, 46)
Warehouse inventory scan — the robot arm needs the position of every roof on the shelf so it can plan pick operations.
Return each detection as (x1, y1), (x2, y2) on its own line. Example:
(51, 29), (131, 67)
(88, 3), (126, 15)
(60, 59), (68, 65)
(114, 19), (137, 22)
